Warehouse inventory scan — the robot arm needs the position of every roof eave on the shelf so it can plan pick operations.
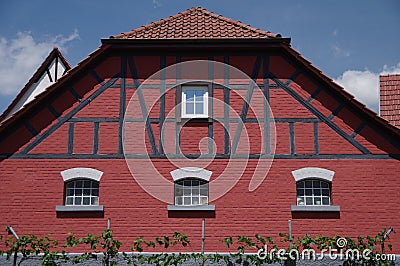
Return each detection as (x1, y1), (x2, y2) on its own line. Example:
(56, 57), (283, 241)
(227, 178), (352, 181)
(102, 37), (291, 46)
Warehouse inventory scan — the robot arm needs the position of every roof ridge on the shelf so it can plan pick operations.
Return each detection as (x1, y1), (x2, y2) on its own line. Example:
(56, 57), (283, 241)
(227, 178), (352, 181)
(112, 7), (280, 39)
(197, 7), (280, 37)
(113, 7), (195, 39)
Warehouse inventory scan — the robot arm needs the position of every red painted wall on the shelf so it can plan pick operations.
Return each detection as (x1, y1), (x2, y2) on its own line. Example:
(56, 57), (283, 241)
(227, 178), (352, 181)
(0, 52), (399, 254)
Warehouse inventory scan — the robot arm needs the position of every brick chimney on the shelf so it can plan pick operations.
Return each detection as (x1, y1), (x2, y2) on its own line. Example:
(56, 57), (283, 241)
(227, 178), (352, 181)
(380, 74), (400, 128)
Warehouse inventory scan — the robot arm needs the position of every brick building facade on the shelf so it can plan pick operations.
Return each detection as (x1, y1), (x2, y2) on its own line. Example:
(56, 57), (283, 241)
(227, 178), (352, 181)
(0, 7), (399, 254)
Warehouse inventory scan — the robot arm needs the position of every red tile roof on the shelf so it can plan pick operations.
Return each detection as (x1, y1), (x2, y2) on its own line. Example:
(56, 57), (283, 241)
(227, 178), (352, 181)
(113, 7), (281, 39)
(380, 74), (400, 128)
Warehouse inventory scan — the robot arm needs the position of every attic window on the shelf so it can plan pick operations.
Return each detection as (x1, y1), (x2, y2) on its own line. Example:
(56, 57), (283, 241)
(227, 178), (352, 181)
(181, 86), (208, 118)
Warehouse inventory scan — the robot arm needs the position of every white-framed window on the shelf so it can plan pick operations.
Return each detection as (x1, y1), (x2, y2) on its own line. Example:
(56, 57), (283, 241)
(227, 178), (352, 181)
(181, 86), (208, 118)
(174, 179), (208, 206)
(296, 179), (330, 206)
(65, 179), (99, 206)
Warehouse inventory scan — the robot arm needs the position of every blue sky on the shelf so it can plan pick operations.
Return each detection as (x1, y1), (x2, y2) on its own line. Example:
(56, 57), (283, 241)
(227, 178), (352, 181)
(0, 0), (399, 114)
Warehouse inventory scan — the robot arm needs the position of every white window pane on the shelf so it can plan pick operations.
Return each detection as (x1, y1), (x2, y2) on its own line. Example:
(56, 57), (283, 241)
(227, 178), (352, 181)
(296, 182), (304, 189)
(195, 90), (205, 100)
(192, 197), (199, 205)
(83, 189), (91, 196)
(200, 188), (208, 196)
(92, 189), (99, 197)
(321, 182), (329, 188)
(305, 189), (312, 196)
(186, 90), (195, 101)
(192, 188), (200, 196)
(195, 103), (204, 114)
(175, 197), (183, 205)
(83, 181), (91, 188)
(305, 181), (312, 188)
(186, 103), (194, 114)
(322, 189), (329, 196)
(297, 197), (305, 205)
(66, 189), (74, 196)
(66, 197), (73, 205)
(75, 189), (82, 196)
(91, 197), (99, 205)
(200, 196), (208, 205)
(313, 181), (321, 188)
(83, 197), (90, 205)
(76, 181), (83, 188)
(322, 197), (330, 205)
(184, 197), (191, 205)
(183, 187), (191, 196)
(296, 189), (304, 196)
(75, 197), (82, 205)
(305, 197), (313, 205)
(66, 183), (74, 189)
(314, 197), (321, 205)
(314, 189), (321, 196)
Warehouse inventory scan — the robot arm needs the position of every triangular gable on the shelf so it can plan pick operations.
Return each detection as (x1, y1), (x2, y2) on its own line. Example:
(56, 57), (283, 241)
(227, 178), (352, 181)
(0, 47), (71, 122)
(0, 7), (399, 158)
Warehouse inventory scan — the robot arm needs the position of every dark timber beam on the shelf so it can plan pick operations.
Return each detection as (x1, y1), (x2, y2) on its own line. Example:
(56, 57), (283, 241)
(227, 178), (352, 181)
(20, 75), (119, 154)
(127, 56), (158, 155)
(118, 56), (127, 154)
(231, 56), (262, 154)
(272, 76), (370, 154)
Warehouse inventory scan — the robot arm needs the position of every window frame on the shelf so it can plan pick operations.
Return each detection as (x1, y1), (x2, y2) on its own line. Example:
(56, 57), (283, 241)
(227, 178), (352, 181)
(181, 86), (209, 118)
(168, 167), (215, 212)
(290, 167), (340, 213)
(64, 179), (100, 206)
(296, 179), (331, 206)
(174, 178), (209, 206)
(56, 168), (104, 213)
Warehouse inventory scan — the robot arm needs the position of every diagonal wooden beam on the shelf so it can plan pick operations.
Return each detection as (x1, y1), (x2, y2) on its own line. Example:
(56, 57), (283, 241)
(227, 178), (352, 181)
(20, 75), (120, 154)
(272, 76), (370, 154)
(231, 56), (262, 154)
(127, 56), (158, 155)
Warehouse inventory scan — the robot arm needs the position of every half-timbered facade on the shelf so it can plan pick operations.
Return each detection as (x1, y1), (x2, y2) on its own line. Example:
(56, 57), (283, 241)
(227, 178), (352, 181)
(1, 7), (399, 253)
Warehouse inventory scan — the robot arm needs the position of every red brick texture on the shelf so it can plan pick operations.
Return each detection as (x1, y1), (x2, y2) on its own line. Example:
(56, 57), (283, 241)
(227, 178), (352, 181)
(380, 74), (400, 127)
(0, 159), (399, 252)
(1, 52), (400, 255)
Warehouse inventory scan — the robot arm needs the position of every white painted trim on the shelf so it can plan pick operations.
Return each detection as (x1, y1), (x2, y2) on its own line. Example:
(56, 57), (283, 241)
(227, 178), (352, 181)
(291, 167), (334, 182)
(56, 205), (104, 212)
(168, 205), (215, 211)
(170, 167), (212, 182)
(291, 205), (340, 212)
(181, 86), (209, 118)
(61, 168), (103, 182)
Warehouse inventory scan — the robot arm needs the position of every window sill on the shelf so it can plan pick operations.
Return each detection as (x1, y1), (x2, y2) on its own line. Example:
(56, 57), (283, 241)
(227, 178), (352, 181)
(56, 205), (104, 212)
(291, 205), (340, 212)
(178, 117), (211, 123)
(168, 205), (215, 218)
(168, 205), (215, 211)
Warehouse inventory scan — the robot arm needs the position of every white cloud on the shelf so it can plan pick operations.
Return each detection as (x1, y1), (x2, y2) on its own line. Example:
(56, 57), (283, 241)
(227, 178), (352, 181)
(334, 63), (400, 112)
(0, 30), (79, 96)
(331, 44), (350, 58)
(152, 0), (162, 8)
